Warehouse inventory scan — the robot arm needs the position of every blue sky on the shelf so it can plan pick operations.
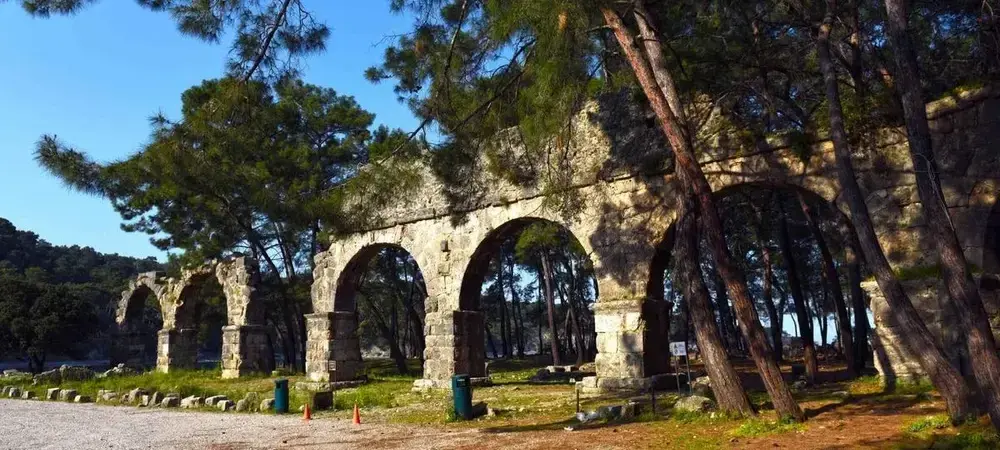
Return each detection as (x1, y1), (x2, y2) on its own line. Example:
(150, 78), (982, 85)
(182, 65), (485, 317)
(0, 1), (420, 261)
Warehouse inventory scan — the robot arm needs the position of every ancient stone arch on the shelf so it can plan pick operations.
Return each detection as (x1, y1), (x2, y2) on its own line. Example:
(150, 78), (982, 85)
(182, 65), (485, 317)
(308, 87), (1000, 390)
(111, 256), (273, 378)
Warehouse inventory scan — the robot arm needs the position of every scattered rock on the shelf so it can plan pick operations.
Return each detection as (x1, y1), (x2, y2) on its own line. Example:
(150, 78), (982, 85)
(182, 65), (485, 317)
(597, 405), (623, 420)
(622, 401), (643, 419)
(8, 387), (22, 398)
(99, 363), (136, 379)
(205, 395), (228, 407)
(45, 388), (60, 400)
(161, 396), (180, 408)
(58, 389), (78, 402)
(691, 376), (712, 397)
(100, 391), (120, 402)
(259, 398), (275, 411)
(674, 395), (715, 413)
(150, 392), (164, 406)
(235, 399), (248, 412)
(1, 386), (11, 396)
(180, 396), (202, 409)
(792, 380), (808, 390)
(73, 395), (92, 403)
(218, 400), (235, 411)
(21, 390), (35, 400)
(33, 369), (62, 385)
(140, 395), (152, 407)
(59, 365), (96, 382)
(577, 362), (596, 373)
(486, 406), (500, 417)
(127, 388), (148, 404)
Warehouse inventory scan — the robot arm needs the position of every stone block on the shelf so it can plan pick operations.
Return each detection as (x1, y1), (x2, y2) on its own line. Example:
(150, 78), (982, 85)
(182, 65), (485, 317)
(45, 388), (60, 400)
(150, 392), (164, 406)
(205, 395), (228, 407)
(21, 390), (35, 400)
(260, 398), (275, 411)
(126, 388), (148, 404)
(235, 399), (248, 412)
(180, 396), (202, 409)
(311, 390), (333, 410)
(140, 395), (152, 407)
(161, 396), (180, 408)
(59, 389), (78, 402)
(674, 395), (714, 413)
(73, 395), (92, 403)
(8, 387), (21, 398)
(218, 399), (235, 411)
(101, 391), (120, 402)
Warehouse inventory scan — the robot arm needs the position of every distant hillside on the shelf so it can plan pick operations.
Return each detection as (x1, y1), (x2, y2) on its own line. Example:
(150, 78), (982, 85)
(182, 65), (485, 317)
(0, 217), (163, 365)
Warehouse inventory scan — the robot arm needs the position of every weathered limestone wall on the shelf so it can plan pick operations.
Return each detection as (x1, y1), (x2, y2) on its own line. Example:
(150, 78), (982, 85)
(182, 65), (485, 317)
(312, 86), (1000, 390)
(113, 256), (272, 378)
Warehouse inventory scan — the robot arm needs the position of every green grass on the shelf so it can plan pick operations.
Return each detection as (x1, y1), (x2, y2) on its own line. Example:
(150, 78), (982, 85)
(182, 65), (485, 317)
(730, 417), (805, 438)
(906, 415), (951, 433)
(847, 375), (933, 401)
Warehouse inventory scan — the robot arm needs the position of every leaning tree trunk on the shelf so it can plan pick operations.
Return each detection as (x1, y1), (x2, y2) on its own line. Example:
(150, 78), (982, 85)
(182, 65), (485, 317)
(884, 0), (1000, 428)
(609, 3), (803, 421)
(777, 208), (819, 384)
(817, 0), (975, 421)
(846, 244), (869, 369)
(540, 254), (562, 365)
(673, 178), (755, 416)
(799, 193), (857, 375)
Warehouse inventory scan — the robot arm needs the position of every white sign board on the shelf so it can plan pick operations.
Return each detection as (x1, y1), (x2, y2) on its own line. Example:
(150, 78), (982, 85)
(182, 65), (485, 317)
(669, 341), (687, 357)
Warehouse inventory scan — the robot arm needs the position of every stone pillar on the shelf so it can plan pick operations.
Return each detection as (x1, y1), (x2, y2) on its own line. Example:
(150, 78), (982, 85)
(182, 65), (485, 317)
(156, 328), (198, 373)
(109, 330), (152, 369)
(415, 310), (486, 389)
(584, 298), (648, 392)
(863, 278), (963, 384)
(305, 312), (364, 383)
(220, 325), (274, 379)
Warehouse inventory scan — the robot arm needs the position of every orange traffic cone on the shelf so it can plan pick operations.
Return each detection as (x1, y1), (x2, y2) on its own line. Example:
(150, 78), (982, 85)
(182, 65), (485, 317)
(303, 403), (312, 421)
(352, 403), (361, 425)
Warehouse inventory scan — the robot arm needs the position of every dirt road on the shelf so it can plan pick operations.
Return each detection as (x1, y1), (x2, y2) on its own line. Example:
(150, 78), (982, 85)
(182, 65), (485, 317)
(0, 399), (484, 450)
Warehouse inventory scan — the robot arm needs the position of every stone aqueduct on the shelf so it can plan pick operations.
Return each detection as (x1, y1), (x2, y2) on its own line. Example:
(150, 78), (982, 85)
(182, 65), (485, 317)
(114, 87), (1000, 390)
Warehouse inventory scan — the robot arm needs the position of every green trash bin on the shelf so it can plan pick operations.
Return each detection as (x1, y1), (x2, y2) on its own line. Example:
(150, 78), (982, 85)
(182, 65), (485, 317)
(451, 374), (473, 420)
(274, 378), (289, 414)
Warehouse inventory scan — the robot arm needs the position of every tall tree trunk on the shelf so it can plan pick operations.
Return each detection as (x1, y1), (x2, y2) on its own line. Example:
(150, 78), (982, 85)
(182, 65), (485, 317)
(540, 254), (561, 365)
(610, 3), (803, 421)
(883, 0), (1000, 428)
(747, 193), (784, 362)
(496, 257), (510, 358)
(485, 323), (499, 359)
(777, 207), (819, 383)
(799, 193), (857, 375)
(673, 180), (755, 416)
(847, 244), (869, 369)
(537, 281), (545, 355)
(507, 256), (526, 358)
(817, 0), (975, 421)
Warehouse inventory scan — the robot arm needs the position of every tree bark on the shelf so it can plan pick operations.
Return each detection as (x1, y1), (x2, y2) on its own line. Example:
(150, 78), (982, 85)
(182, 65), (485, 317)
(883, 0), (1000, 428)
(777, 206), (819, 383)
(496, 256), (510, 358)
(673, 177), (755, 416)
(540, 254), (561, 365)
(818, 0), (975, 422)
(846, 244), (869, 369)
(799, 192), (857, 375)
(609, 3), (803, 421)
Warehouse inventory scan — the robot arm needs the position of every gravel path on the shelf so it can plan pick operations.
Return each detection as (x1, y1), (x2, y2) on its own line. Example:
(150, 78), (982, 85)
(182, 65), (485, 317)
(0, 399), (484, 450)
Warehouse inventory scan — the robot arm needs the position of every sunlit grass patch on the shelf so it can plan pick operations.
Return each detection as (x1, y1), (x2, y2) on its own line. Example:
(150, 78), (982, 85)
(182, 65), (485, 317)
(906, 414), (951, 433)
(730, 417), (805, 438)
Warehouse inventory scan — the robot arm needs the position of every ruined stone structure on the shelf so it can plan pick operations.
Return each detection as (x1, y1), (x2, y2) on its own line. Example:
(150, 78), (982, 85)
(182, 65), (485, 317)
(307, 87), (1000, 390)
(111, 256), (274, 378)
